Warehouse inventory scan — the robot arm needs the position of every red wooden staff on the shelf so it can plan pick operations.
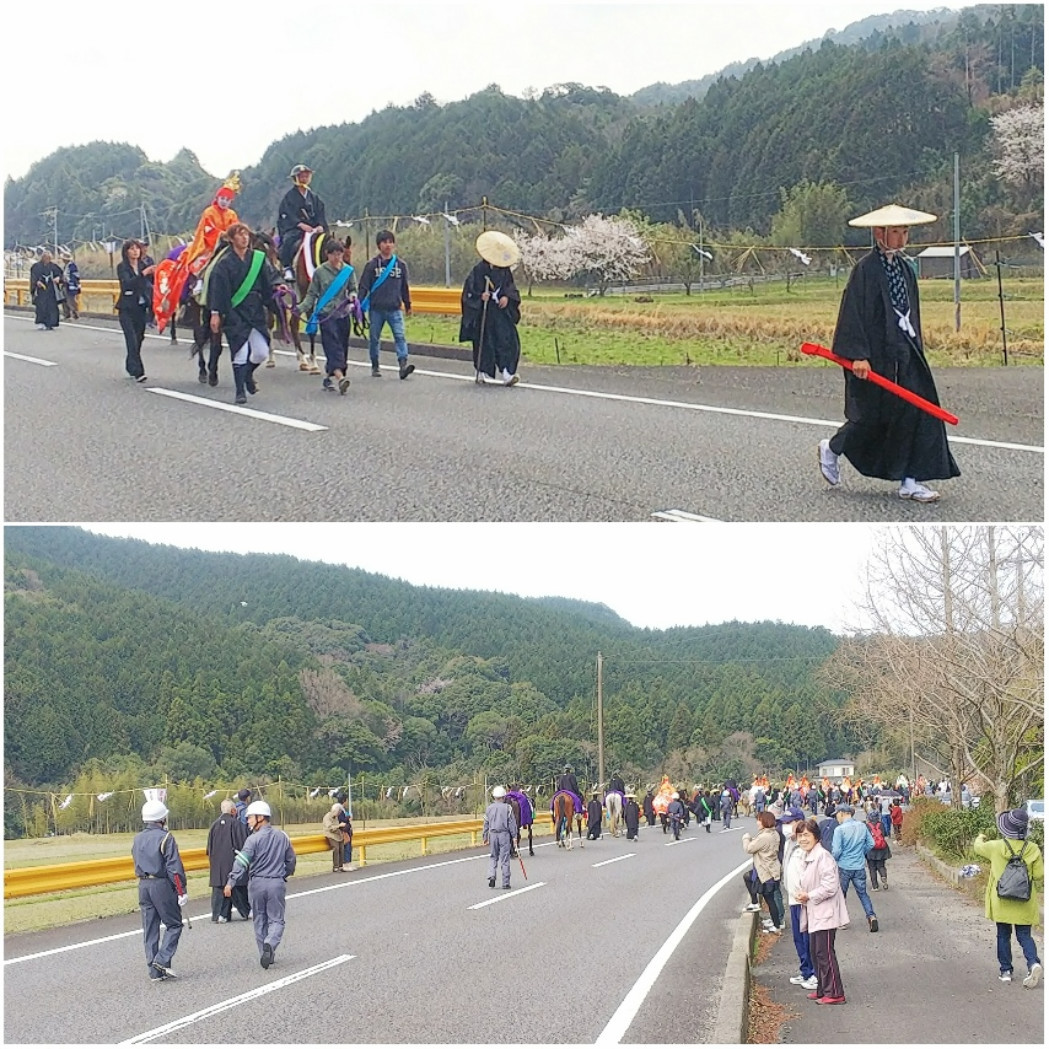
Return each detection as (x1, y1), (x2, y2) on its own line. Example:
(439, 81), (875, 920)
(801, 342), (959, 425)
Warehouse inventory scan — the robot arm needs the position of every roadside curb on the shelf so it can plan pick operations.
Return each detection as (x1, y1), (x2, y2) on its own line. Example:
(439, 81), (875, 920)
(713, 910), (756, 1043)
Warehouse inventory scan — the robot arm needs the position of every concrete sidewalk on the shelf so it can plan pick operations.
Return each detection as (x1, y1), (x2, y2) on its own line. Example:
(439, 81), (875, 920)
(752, 845), (1044, 1043)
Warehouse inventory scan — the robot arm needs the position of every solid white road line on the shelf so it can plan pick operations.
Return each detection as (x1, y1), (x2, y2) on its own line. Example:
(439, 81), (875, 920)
(468, 882), (546, 909)
(6, 315), (1042, 454)
(5, 351), (58, 366)
(119, 954), (354, 1043)
(595, 860), (752, 1045)
(145, 388), (328, 431)
(651, 509), (723, 522)
(592, 854), (634, 868)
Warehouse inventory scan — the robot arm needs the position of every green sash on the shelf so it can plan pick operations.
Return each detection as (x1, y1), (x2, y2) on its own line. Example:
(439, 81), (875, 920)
(230, 250), (265, 308)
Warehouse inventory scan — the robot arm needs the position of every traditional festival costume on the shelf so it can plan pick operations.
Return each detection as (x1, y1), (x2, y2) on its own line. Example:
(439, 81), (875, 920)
(459, 231), (522, 385)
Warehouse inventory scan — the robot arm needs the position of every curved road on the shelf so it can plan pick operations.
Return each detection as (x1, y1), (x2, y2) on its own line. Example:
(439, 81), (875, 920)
(4, 314), (1042, 521)
(5, 822), (750, 1044)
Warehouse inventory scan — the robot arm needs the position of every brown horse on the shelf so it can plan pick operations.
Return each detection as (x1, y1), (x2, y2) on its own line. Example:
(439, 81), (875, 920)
(552, 791), (584, 850)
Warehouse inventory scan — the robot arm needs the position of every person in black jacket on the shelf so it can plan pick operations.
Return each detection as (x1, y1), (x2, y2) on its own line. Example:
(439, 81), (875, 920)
(30, 250), (64, 331)
(207, 799), (249, 922)
(277, 164), (327, 278)
(116, 239), (156, 381)
(623, 791), (641, 840)
(207, 223), (287, 404)
(359, 230), (414, 379)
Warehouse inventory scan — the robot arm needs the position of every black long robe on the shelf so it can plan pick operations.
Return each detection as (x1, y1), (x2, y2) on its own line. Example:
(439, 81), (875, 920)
(30, 261), (62, 328)
(830, 249), (960, 482)
(624, 798), (641, 839)
(458, 260), (521, 377)
(207, 247), (280, 352)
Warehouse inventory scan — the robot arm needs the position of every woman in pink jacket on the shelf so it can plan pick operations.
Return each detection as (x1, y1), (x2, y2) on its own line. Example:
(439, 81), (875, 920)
(795, 818), (850, 1005)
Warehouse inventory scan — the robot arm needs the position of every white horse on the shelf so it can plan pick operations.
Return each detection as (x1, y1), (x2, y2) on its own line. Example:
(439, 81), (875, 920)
(604, 790), (623, 838)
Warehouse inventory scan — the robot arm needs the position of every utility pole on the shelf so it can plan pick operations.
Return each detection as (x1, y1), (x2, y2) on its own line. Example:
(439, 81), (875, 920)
(444, 200), (451, 287)
(953, 151), (961, 333)
(596, 652), (605, 790)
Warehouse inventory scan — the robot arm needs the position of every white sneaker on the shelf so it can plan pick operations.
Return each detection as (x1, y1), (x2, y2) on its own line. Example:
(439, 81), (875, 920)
(283, 268), (295, 282)
(999, 972), (1013, 983)
(899, 481), (940, 503)
(789, 975), (808, 985)
(744, 903), (761, 912)
(818, 439), (840, 486)
(801, 975), (819, 990)
(502, 369), (519, 386)
(1023, 962), (1042, 989)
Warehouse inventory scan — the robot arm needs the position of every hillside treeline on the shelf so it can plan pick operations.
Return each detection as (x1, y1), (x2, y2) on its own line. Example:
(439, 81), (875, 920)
(3, 6), (1042, 250)
(4, 528), (858, 825)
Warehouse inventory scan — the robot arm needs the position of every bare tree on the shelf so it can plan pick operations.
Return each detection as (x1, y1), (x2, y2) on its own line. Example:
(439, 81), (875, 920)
(826, 526), (1043, 811)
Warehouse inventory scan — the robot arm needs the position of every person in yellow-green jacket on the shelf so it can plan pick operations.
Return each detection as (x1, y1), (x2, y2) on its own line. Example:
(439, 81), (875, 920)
(973, 807), (1043, 988)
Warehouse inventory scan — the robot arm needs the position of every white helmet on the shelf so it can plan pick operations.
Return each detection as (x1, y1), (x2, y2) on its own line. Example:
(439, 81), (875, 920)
(142, 800), (169, 822)
(246, 800), (271, 818)
(492, 786), (507, 799)
(672, 792), (680, 800)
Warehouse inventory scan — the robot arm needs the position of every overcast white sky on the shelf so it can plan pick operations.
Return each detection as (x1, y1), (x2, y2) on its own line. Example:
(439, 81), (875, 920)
(81, 523), (881, 633)
(4, 0), (957, 182)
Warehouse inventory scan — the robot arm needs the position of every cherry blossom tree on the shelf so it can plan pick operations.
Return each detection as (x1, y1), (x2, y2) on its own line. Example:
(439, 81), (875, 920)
(990, 104), (1044, 191)
(570, 214), (652, 295)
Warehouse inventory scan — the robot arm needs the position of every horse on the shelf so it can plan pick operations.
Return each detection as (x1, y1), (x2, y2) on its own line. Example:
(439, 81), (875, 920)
(604, 789), (624, 838)
(551, 790), (584, 850)
(289, 229), (362, 375)
(506, 789), (534, 857)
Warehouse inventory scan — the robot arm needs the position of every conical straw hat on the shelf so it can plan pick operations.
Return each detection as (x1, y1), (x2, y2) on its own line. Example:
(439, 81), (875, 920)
(849, 204), (937, 227)
(476, 230), (521, 267)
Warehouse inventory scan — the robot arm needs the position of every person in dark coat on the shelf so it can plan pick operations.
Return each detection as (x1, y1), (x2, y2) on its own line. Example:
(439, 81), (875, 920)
(556, 766), (582, 804)
(667, 793), (686, 840)
(586, 790), (604, 840)
(818, 203), (960, 503)
(459, 231), (522, 386)
(30, 250), (63, 330)
(277, 163), (328, 277)
(207, 798), (249, 921)
(865, 812), (893, 890)
(624, 791), (641, 840)
(609, 771), (626, 794)
(207, 223), (287, 404)
(116, 239), (156, 380)
(61, 254), (80, 319)
(643, 789), (657, 827)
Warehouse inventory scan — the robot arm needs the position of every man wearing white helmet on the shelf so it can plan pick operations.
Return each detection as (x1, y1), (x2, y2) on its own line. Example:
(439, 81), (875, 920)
(483, 786), (518, 890)
(132, 799), (187, 981)
(224, 800), (297, 969)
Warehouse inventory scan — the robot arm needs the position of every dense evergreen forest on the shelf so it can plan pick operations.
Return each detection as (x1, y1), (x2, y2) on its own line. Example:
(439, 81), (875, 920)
(4, 5), (1042, 248)
(5, 528), (859, 818)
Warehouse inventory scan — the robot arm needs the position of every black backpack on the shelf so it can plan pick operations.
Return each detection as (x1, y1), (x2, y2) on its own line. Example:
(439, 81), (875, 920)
(996, 840), (1032, 901)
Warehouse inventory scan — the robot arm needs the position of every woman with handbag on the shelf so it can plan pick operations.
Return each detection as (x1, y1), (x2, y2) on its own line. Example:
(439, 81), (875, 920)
(974, 808), (1044, 987)
(795, 818), (849, 1005)
(743, 810), (784, 933)
(322, 802), (346, 873)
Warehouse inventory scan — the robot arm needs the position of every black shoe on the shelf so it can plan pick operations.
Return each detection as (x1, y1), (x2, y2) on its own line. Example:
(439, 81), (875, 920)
(399, 360), (414, 379)
(235, 393), (247, 405)
(371, 364), (381, 377)
(261, 943), (274, 969)
(198, 371), (208, 384)
(151, 961), (177, 979)
(246, 376), (257, 395)
(868, 915), (879, 933)
(208, 371), (218, 387)
(502, 885), (512, 890)
(488, 877), (496, 888)
(322, 377), (335, 392)
(136, 375), (148, 383)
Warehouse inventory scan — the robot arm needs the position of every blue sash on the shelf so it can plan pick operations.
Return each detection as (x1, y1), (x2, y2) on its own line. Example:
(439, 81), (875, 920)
(360, 254), (397, 313)
(305, 264), (355, 335)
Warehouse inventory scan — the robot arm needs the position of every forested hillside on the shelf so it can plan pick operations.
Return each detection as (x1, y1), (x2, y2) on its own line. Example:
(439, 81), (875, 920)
(5, 528), (856, 805)
(4, 5), (1041, 248)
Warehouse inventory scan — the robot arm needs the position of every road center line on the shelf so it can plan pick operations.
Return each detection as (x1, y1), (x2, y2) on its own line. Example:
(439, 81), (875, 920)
(5, 351), (58, 366)
(119, 954), (354, 1043)
(468, 882), (546, 909)
(145, 388), (328, 431)
(593, 854), (634, 868)
(595, 860), (751, 1045)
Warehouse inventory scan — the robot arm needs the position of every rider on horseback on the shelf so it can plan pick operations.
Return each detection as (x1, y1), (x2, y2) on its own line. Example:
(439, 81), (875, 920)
(277, 164), (328, 282)
(608, 771), (626, 794)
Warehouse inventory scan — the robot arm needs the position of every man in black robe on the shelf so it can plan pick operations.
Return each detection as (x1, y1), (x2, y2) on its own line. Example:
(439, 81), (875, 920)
(207, 799), (249, 921)
(609, 771), (626, 794)
(623, 791), (641, 840)
(818, 203), (960, 503)
(459, 231), (522, 385)
(643, 789), (656, 826)
(277, 164), (328, 280)
(30, 251), (63, 330)
(586, 791), (603, 840)
(208, 223), (287, 404)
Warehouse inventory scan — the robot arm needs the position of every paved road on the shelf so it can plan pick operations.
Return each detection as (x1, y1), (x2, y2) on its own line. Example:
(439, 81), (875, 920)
(4, 821), (750, 1044)
(4, 313), (1042, 521)
(753, 845), (1044, 1043)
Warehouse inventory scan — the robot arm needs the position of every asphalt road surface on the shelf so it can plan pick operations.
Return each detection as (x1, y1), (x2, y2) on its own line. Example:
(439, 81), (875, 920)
(4, 314), (1043, 522)
(4, 821), (751, 1044)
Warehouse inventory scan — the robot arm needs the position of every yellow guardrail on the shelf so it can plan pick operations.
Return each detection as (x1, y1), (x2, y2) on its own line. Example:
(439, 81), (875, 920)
(3, 818), (485, 899)
(3, 280), (461, 316)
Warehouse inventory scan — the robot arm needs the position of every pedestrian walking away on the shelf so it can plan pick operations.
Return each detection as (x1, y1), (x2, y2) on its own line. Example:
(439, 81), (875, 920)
(865, 812), (892, 891)
(225, 800), (297, 969)
(817, 203), (959, 503)
(206, 798), (249, 921)
(973, 807), (1044, 988)
(831, 803), (879, 932)
(132, 799), (188, 982)
(359, 230), (414, 379)
(483, 786), (518, 889)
